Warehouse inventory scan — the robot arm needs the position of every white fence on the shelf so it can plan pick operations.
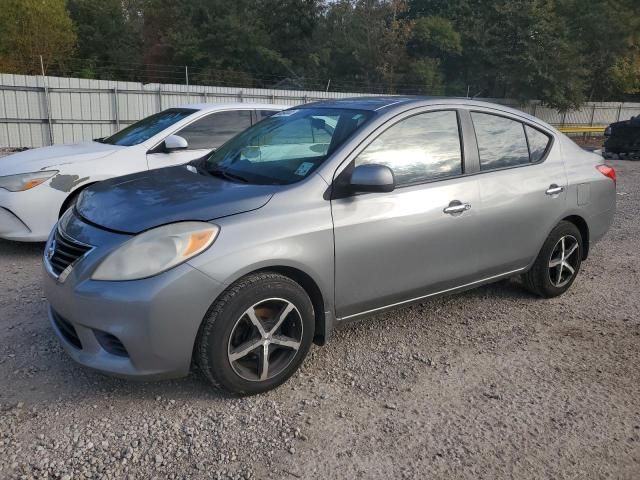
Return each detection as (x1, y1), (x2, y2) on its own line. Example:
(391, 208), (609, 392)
(1, 73), (639, 148)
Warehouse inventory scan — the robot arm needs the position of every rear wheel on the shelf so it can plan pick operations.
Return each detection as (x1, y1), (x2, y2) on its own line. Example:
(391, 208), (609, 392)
(522, 221), (583, 298)
(196, 272), (314, 395)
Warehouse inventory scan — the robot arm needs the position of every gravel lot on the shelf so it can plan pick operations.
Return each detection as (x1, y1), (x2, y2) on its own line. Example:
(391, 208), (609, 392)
(1, 160), (639, 480)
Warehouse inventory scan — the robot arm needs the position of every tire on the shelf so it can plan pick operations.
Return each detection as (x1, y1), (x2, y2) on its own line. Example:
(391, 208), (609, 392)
(195, 272), (315, 396)
(522, 221), (583, 298)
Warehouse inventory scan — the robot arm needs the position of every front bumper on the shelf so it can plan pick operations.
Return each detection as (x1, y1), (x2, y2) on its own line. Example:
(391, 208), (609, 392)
(0, 186), (64, 242)
(43, 222), (225, 380)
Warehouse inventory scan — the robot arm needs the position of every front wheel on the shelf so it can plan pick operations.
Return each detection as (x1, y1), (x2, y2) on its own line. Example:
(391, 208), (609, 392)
(195, 272), (315, 395)
(522, 221), (583, 298)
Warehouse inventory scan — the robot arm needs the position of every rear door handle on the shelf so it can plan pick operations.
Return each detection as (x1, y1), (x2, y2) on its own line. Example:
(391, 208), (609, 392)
(443, 201), (471, 215)
(546, 184), (564, 196)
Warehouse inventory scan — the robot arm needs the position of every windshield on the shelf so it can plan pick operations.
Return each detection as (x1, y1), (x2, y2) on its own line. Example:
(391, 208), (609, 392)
(204, 108), (374, 185)
(101, 108), (197, 146)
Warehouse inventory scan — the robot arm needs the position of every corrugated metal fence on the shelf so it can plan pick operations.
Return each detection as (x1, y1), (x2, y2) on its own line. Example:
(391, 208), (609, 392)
(1, 73), (640, 148)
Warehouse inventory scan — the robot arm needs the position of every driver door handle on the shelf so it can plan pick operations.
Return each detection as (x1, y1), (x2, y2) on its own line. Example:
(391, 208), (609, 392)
(443, 201), (471, 215)
(545, 184), (564, 196)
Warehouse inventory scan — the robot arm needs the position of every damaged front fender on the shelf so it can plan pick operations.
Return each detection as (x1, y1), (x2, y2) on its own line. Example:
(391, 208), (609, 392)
(49, 174), (91, 193)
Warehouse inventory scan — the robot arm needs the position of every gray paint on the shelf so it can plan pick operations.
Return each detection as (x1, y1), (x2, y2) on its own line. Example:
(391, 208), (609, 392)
(577, 183), (591, 206)
(50, 174), (90, 192)
(43, 97), (616, 380)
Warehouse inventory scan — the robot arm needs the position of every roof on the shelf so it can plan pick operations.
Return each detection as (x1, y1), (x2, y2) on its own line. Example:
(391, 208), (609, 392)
(300, 96), (554, 130)
(301, 96), (423, 111)
(175, 102), (285, 112)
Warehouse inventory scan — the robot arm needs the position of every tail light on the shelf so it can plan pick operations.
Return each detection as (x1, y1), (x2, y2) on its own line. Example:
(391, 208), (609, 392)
(596, 164), (616, 185)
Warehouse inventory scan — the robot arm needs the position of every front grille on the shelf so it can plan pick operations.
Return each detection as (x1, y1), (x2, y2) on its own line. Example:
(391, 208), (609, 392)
(51, 310), (82, 349)
(94, 331), (129, 357)
(48, 228), (93, 276)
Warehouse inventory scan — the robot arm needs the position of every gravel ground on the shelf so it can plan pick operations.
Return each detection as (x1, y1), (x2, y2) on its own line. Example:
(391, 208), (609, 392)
(1, 160), (639, 480)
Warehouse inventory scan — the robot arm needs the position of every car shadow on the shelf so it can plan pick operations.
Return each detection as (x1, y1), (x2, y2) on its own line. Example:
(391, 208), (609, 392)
(0, 239), (45, 257)
(456, 277), (535, 300)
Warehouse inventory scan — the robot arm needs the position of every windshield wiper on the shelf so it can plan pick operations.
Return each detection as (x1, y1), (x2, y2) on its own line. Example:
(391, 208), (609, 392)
(207, 167), (249, 183)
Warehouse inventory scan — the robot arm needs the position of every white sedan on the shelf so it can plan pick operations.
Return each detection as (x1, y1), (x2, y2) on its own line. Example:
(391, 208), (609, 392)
(0, 103), (283, 241)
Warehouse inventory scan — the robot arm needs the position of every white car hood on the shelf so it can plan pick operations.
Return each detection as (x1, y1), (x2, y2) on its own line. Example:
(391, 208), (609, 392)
(0, 141), (125, 176)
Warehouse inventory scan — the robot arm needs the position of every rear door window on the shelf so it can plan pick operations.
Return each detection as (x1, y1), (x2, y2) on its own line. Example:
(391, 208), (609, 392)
(177, 110), (252, 149)
(471, 112), (530, 170)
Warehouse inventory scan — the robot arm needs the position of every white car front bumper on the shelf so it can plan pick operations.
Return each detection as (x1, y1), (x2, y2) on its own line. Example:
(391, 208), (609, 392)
(0, 186), (65, 242)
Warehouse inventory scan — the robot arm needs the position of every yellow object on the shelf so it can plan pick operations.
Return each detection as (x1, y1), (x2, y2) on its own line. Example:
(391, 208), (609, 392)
(557, 125), (607, 134)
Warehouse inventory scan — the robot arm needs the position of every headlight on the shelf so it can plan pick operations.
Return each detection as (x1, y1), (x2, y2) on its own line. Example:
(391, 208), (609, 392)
(92, 222), (219, 281)
(0, 170), (59, 192)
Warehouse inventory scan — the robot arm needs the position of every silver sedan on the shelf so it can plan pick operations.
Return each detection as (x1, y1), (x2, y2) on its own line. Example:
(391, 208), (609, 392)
(43, 97), (616, 395)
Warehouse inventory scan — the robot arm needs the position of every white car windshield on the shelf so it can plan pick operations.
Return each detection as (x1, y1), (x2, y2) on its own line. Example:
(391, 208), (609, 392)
(204, 108), (373, 185)
(100, 108), (197, 146)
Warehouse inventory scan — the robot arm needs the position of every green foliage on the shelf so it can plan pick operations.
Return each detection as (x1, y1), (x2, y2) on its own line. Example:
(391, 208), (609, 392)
(67, 0), (143, 79)
(0, 0), (76, 74)
(411, 16), (461, 57)
(408, 58), (445, 95)
(610, 56), (640, 94)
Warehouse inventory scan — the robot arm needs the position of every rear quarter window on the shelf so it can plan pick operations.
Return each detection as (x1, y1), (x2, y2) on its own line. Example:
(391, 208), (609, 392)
(525, 125), (551, 162)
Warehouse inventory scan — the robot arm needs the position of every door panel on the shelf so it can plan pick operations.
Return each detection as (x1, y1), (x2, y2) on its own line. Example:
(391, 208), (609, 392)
(332, 177), (480, 318)
(474, 156), (567, 276)
(332, 109), (481, 319)
(469, 112), (567, 276)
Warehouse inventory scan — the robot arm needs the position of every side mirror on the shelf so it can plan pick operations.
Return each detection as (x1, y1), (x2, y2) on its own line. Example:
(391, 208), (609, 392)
(164, 134), (189, 152)
(350, 164), (395, 193)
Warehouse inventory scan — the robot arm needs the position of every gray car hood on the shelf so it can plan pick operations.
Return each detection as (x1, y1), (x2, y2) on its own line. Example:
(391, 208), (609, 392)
(76, 166), (276, 234)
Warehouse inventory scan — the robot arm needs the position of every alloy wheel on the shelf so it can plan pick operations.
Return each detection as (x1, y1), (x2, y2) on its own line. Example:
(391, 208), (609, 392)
(548, 235), (580, 288)
(227, 298), (303, 382)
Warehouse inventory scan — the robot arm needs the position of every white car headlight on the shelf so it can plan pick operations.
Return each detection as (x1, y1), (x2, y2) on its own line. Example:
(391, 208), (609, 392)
(92, 222), (219, 281)
(0, 170), (59, 192)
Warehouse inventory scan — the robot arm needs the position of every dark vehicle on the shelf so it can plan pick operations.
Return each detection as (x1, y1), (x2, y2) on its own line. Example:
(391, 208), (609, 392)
(604, 115), (640, 158)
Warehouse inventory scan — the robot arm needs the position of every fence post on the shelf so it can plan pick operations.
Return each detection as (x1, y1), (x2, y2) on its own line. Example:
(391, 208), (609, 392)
(157, 86), (162, 112)
(39, 55), (54, 146)
(185, 66), (189, 87)
(561, 110), (567, 127)
(616, 104), (622, 122)
(589, 104), (595, 127)
(113, 87), (120, 131)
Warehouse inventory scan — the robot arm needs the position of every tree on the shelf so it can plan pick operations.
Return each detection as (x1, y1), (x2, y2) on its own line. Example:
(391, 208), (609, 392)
(142, 0), (290, 86)
(256, 0), (323, 77)
(0, 0), (76, 74)
(67, 0), (144, 79)
(558, 0), (639, 100)
(309, 0), (413, 93)
(406, 16), (461, 95)
(408, 0), (588, 108)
